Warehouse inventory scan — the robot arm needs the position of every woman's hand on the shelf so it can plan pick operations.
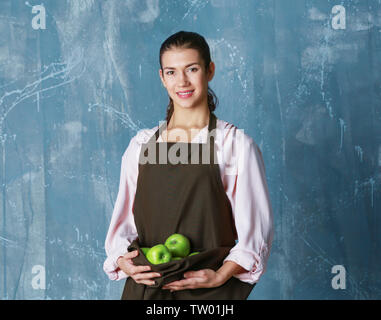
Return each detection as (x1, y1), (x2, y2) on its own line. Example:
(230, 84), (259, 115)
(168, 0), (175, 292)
(161, 261), (250, 292)
(117, 250), (161, 286)
(162, 269), (225, 291)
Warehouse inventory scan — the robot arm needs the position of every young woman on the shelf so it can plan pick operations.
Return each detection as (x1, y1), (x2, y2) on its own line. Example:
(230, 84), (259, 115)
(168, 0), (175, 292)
(103, 31), (274, 300)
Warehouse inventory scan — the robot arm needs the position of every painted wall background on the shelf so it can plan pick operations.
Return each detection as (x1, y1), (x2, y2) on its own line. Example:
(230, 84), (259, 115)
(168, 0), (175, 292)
(0, 0), (380, 300)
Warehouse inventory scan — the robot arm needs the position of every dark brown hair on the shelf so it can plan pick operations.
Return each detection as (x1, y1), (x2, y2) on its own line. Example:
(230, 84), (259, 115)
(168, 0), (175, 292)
(159, 31), (218, 123)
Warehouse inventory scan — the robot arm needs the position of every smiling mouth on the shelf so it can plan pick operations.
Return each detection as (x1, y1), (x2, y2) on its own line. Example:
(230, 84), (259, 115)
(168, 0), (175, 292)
(176, 90), (194, 98)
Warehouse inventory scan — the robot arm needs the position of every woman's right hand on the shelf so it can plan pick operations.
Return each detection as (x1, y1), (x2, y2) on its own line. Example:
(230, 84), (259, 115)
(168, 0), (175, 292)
(117, 250), (161, 286)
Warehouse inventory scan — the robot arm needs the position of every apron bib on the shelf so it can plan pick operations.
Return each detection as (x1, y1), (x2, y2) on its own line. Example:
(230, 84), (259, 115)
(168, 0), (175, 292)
(121, 112), (255, 300)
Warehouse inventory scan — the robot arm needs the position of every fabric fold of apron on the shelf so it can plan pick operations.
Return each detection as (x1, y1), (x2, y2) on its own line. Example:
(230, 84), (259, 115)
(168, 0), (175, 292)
(122, 112), (255, 300)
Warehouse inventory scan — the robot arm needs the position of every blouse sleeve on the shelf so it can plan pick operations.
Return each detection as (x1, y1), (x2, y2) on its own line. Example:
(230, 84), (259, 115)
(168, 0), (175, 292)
(103, 136), (140, 281)
(223, 135), (274, 284)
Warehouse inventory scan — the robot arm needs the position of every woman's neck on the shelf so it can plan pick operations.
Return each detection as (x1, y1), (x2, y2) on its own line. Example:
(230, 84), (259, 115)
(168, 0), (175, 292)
(161, 106), (210, 143)
(167, 107), (210, 130)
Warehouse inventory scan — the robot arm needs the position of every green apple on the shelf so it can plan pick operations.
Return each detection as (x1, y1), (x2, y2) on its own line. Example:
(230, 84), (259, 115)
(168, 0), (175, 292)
(164, 233), (191, 258)
(189, 252), (200, 256)
(146, 244), (172, 264)
(171, 257), (182, 261)
(141, 247), (150, 256)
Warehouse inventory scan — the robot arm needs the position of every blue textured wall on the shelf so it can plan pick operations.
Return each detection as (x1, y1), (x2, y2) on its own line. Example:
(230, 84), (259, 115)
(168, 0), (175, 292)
(1, 0), (380, 300)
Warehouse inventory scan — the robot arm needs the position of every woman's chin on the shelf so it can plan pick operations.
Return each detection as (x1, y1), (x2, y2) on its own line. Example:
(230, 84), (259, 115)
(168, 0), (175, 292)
(173, 98), (206, 110)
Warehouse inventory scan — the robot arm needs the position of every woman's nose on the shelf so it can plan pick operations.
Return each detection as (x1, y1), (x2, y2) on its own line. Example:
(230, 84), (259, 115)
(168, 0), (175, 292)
(178, 71), (189, 85)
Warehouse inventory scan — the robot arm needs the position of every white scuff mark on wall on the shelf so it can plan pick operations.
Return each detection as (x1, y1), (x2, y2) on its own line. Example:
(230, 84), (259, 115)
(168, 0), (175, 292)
(350, 11), (381, 32)
(139, 0), (160, 23)
(369, 177), (375, 208)
(210, 0), (233, 8)
(308, 7), (327, 21)
(0, 54), (86, 135)
(103, 0), (133, 115)
(295, 116), (315, 145)
(354, 146), (364, 162)
(125, 0), (160, 23)
(0, 235), (18, 246)
(69, 0), (95, 18)
(208, 37), (249, 94)
(301, 45), (335, 70)
(274, 62), (286, 166)
(48, 121), (86, 165)
(354, 177), (378, 209)
(338, 118), (346, 152)
(182, 0), (208, 20)
(87, 103), (141, 132)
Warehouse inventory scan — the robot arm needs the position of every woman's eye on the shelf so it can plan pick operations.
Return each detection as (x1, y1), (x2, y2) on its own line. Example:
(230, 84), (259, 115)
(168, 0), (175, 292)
(166, 68), (197, 76)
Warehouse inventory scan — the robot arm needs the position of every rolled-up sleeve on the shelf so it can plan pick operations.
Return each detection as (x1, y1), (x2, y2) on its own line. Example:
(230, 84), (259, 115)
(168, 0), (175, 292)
(103, 136), (140, 281)
(223, 135), (274, 284)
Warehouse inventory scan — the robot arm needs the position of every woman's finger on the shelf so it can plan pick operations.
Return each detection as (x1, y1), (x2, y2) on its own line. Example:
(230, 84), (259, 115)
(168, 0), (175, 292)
(129, 265), (152, 275)
(164, 278), (195, 287)
(134, 272), (161, 281)
(165, 284), (193, 291)
(163, 278), (198, 290)
(135, 279), (156, 286)
(123, 250), (139, 259)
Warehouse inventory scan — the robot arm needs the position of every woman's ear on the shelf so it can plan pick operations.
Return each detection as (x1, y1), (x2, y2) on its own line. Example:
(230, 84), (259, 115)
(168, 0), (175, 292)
(207, 61), (215, 82)
(159, 69), (167, 88)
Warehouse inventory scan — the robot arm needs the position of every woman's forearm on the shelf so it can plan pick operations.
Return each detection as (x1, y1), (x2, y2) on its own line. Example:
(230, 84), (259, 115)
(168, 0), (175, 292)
(216, 261), (249, 284)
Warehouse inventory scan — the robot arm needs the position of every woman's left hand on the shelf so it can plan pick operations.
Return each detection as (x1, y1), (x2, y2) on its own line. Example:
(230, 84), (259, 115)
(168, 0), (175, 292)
(162, 269), (226, 291)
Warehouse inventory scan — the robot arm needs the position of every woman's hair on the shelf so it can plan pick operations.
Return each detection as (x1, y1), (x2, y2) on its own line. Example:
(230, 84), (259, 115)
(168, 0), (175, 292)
(159, 31), (218, 123)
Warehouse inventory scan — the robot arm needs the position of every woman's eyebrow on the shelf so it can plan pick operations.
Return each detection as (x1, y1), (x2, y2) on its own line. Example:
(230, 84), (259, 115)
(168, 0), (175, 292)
(163, 62), (200, 70)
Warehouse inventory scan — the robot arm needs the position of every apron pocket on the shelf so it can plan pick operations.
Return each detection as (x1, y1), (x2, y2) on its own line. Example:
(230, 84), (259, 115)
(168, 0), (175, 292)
(128, 239), (233, 288)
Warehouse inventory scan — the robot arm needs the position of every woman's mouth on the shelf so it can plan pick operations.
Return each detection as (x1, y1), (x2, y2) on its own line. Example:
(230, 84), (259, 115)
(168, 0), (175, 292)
(176, 90), (194, 99)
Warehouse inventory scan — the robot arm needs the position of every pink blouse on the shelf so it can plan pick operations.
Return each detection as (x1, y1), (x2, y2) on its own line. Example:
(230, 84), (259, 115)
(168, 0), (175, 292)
(103, 118), (274, 285)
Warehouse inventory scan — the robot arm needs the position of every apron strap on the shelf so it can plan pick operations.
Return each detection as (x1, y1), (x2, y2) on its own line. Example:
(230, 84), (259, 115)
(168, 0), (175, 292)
(207, 112), (217, 165)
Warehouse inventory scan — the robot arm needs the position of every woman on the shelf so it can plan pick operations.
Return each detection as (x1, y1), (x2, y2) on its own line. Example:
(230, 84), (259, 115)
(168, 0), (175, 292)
(103, 31), (274, 300)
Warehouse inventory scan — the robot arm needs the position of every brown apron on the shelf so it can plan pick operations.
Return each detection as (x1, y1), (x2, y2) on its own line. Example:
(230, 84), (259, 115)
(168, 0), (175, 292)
(121, 112), (255, 300)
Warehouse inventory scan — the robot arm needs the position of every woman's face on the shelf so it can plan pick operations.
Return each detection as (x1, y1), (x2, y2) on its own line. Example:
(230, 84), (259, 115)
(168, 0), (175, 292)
(159, 47), (215, 112)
